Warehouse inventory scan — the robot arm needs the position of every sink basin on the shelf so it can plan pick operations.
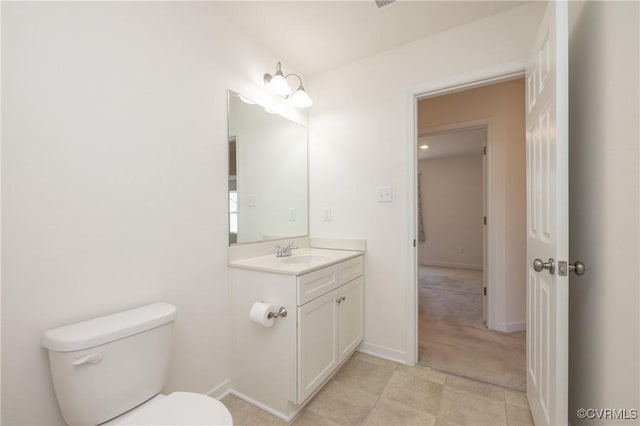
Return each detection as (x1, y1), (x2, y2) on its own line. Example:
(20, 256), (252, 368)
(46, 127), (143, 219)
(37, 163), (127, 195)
(280, 255), (332, 265)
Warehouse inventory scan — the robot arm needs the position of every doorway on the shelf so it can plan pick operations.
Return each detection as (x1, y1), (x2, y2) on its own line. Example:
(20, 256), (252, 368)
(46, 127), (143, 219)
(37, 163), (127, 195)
(413, 76), (528, 391)
(417, 125), (486, 317)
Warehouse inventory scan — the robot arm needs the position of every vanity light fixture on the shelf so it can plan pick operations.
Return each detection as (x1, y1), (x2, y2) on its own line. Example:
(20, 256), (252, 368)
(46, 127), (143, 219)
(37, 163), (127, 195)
(264, 62), (313, 108)
(420, 144), (430, 150)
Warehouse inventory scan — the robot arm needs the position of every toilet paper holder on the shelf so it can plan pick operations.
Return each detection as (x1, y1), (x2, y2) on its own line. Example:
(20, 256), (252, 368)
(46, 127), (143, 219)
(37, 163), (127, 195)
(267, 307), (287, 320)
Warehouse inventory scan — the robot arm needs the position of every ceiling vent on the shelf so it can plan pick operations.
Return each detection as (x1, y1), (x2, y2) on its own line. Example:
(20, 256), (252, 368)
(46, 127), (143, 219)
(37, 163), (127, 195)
(375, 0), (396, 9)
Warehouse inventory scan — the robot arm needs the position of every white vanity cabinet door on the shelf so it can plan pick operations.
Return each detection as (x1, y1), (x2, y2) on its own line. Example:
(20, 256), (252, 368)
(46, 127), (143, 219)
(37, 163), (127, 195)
(338, 276), (364, 363)
(296, 289), (339, 404)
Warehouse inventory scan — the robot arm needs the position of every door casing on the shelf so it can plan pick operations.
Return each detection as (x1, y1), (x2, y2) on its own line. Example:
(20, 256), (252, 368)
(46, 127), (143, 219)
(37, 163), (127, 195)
(406, 62), (526, 366)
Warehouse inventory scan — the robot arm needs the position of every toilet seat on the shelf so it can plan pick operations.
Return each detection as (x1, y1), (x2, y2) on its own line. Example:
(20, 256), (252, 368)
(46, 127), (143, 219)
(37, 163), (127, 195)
(108, 392), (233, 425)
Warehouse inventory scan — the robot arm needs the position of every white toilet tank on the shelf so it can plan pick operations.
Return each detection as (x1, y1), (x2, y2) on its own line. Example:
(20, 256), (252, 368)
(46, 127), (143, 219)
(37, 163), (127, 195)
(42, 303), (177, 425)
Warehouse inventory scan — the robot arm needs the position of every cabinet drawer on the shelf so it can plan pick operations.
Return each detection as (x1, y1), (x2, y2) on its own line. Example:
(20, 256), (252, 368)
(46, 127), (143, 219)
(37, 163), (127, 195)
(297, 265), (339, 306)
(338, 256), (364, 285)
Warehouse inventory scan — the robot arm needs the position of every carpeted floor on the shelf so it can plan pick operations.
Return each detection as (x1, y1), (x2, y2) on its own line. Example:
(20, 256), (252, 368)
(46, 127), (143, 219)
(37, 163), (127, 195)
(418, 266), (527, 391)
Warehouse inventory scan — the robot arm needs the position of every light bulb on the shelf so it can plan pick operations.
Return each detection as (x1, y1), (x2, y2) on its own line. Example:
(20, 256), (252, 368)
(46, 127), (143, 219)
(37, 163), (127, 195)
(290, 86), (313, 108)
(267, 74), (291, 97)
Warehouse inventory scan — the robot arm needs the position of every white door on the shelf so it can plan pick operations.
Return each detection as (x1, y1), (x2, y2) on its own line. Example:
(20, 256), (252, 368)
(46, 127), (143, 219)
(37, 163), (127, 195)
(525, 1), (568, 425)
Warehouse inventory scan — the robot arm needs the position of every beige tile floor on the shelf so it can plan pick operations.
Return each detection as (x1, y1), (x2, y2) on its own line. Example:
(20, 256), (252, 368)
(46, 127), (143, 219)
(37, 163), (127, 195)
(221, 352), (533, 426)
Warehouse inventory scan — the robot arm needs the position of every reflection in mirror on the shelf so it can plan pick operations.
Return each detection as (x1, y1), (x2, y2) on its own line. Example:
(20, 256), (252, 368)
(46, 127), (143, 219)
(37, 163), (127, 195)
(228, 91), (308, 245)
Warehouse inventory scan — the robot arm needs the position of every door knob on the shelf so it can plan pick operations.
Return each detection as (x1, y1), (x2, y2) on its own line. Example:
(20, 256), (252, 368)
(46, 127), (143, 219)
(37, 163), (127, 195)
(533, 258), (555, 275)
(569, 261), (586, 276)
(558, 260), (587, 276)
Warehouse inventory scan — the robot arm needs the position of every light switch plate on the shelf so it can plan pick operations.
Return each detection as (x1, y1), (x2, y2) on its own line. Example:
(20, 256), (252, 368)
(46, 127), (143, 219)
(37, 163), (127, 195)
(248, 194), (257, 207)
(376, 186), (392, 202)
(288, 208), (296, 221)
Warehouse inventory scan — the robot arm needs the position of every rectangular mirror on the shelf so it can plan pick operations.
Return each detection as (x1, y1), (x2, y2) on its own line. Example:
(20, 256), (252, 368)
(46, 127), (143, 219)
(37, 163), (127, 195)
(228, 90), (308, 245)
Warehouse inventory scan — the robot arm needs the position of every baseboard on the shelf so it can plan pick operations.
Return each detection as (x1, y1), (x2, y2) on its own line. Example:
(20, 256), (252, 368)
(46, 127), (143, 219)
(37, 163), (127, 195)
(493, 321), (526, 333)
(504, 321), (526, 332)
(228, 390), (296, 422)
(421, 261), (483, 270)
(226, 349), (361, 423)
(205, 379), (232, 400)
(357, 341), (407, 365)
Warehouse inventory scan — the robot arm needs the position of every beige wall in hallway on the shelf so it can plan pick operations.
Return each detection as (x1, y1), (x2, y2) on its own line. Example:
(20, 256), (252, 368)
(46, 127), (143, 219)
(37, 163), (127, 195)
(418, 155), (483, 269)
(418, 78), (526, 331)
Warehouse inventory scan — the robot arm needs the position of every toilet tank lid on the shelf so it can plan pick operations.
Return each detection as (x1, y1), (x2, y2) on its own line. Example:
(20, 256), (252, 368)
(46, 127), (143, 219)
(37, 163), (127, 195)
(42, 303), (177, 352)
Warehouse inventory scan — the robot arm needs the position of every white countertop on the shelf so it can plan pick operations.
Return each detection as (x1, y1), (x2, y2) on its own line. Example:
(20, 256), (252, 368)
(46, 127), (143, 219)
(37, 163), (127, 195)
(228, 247), (363, 276)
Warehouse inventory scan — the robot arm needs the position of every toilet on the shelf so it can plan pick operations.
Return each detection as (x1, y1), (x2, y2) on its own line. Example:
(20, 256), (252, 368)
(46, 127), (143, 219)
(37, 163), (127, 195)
(41, 303), (233, 425)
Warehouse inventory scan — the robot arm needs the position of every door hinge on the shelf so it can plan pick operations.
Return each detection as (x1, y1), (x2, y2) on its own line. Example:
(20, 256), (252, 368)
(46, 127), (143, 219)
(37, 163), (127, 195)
(413, 239), (416, 247)
(483, 146), (487, 155)
(484, 287), (487, 296)
(483, 216), (487, 226)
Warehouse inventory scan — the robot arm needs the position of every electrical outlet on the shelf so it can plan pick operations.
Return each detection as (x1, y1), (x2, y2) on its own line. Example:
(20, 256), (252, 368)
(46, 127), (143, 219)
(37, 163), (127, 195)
(323, 207), (332, 221)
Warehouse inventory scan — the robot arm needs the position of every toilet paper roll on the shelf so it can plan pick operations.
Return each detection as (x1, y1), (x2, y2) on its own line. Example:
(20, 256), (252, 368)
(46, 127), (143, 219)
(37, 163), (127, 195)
(249, 302), (276, 327)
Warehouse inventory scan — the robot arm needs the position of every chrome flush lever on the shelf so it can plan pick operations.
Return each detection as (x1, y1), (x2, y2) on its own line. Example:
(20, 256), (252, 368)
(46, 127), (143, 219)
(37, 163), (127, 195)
(73, 352), (103, 366)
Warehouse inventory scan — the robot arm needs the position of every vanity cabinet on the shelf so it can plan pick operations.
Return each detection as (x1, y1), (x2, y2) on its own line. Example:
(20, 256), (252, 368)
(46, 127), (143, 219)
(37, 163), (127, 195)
(297, 256), (364, 403)
(297, 275), (364, 403)
(229, 252), (364, 420)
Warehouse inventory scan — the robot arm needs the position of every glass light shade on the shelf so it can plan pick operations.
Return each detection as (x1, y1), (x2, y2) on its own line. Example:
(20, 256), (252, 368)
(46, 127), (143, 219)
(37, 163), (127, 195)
(267, 74), (291, 97)
(290, 87), (313, 108)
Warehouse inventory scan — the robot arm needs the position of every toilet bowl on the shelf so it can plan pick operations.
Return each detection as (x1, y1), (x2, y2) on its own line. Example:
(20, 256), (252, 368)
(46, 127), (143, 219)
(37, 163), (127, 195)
(42, 303), (232, 425)
(104, 392), (232, 425)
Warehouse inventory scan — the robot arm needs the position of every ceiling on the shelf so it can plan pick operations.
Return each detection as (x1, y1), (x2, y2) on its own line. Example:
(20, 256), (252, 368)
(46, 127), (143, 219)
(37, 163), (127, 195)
(418, 127), (485, 160)
(220, 1), (529, 77)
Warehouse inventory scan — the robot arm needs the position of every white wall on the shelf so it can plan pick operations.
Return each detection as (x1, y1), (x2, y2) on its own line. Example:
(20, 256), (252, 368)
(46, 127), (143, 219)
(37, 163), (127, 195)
(308, 2), (544, 361)
(1, 3), (305, 425)
(418, 155), (483, 269)
(568, 1), (640, 424)
(418, 79), (527, 331)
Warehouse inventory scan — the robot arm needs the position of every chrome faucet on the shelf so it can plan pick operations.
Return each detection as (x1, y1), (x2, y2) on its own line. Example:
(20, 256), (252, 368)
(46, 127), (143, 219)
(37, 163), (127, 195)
(275, 242), (298, 257)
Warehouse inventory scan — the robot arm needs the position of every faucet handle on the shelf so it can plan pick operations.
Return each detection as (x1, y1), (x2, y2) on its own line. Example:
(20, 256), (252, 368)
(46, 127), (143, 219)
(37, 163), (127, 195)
(275, 242), (297, 257)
